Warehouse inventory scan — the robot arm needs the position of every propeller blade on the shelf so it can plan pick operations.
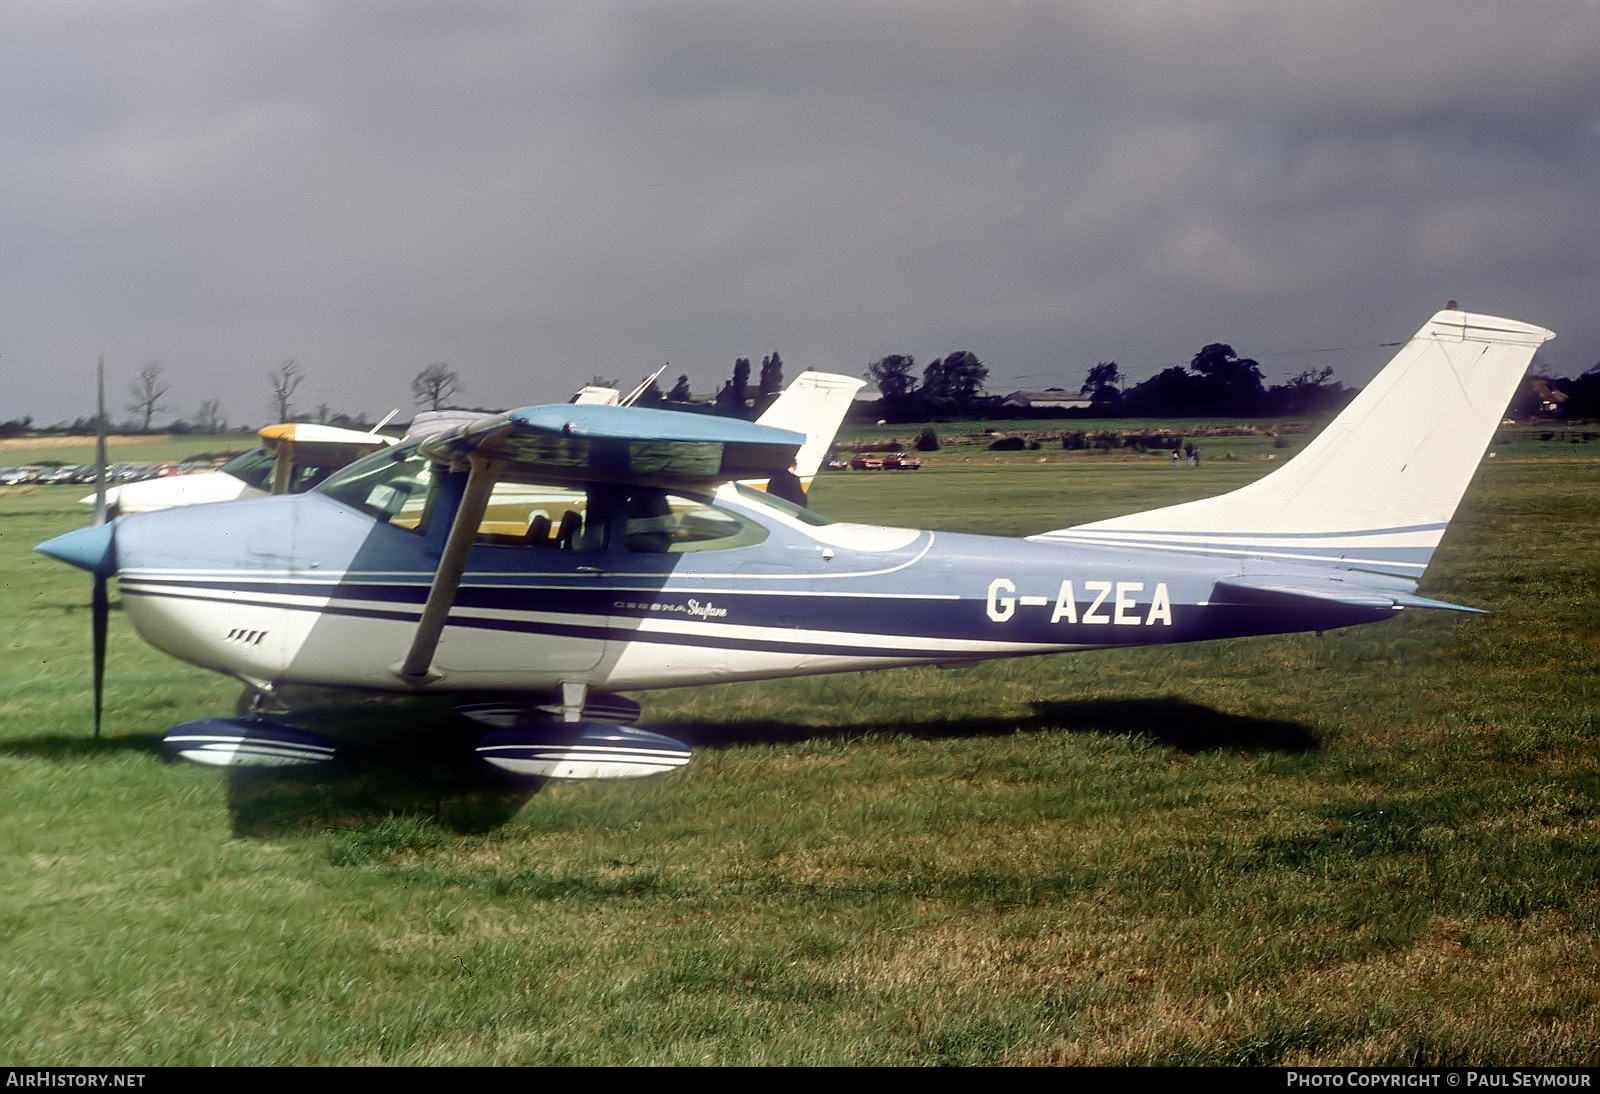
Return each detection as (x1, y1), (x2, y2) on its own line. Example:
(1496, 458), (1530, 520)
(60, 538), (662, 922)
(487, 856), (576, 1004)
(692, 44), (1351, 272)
(94, 356), (108, 528)
(30, 358), (117, 739)
(92, 356), (109, 738)
(35, 522), (118, 740)
(92, 572), (107, 740)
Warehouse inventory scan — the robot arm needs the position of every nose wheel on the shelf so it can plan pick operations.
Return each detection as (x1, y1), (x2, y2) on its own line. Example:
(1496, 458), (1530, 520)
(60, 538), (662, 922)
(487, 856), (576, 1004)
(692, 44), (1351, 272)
(160, 685), (338, 768)
(161, 716), (337, 768)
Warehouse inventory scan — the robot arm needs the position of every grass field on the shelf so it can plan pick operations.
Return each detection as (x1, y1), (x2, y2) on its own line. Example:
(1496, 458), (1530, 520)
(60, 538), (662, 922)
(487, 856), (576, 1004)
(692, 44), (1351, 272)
(0, 430), (1596, 1065)
(0, 431), (260, 467)
(835, 418), (1600, 468)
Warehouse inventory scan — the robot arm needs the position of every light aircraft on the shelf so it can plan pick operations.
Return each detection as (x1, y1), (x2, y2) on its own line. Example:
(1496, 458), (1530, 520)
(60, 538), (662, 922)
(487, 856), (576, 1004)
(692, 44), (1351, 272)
(36, 310), (1550, 781)
(87, 420), (398, 517)
(569, 362), (669, 408)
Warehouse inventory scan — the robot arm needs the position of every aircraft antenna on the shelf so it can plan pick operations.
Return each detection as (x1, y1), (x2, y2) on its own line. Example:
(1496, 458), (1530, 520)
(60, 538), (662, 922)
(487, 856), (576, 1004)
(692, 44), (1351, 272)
(619, 364), (669, 407)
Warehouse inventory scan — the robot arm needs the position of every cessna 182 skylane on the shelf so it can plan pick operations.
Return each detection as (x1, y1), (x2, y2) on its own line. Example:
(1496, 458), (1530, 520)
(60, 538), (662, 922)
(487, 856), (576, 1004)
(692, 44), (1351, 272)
(37, 309), (1551, 780)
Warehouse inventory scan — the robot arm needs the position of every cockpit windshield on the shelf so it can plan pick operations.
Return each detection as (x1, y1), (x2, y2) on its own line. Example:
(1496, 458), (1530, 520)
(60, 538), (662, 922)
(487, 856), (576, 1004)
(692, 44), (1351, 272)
(314, 440), (436, 530)
(219, 448), (276, 490)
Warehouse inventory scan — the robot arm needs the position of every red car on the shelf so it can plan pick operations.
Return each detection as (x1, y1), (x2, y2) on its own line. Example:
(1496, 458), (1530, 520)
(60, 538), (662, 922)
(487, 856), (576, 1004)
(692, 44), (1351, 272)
(881, 452), (922, 470)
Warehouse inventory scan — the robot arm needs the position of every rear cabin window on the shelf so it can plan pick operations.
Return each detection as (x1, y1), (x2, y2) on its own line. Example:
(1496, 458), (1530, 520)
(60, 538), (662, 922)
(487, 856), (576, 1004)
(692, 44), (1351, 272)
(624, 490), (767, 553)
(731, 482), (833, 527)
(474, 482), (605, 552)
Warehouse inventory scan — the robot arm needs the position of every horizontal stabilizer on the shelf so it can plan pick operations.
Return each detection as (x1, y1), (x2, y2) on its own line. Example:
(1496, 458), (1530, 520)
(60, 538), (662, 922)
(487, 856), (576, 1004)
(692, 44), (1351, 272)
(1212, 575), (1485, 614)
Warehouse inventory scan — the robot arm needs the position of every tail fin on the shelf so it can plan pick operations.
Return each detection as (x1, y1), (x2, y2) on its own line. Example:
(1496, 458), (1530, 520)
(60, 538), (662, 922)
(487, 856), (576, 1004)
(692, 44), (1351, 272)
(755, 370), (865, 490)
(1033, 309), (1553, 582)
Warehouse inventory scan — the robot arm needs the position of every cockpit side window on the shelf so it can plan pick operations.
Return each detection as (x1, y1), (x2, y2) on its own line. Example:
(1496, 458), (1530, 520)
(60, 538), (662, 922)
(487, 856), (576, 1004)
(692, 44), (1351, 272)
(623, 490), (768, 553)
(315, 442), (436, 532)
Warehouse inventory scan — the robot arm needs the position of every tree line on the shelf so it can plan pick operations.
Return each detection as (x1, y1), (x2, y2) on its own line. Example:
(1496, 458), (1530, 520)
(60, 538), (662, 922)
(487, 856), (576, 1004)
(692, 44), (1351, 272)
(1505, 367), (1600, 418)
(865, 344), (1351, 422)
(1081, 347), (1356, 419)
(866, 351), (990, 422)
(587, 352), (792, 420)
(23, 339), (1599, 439)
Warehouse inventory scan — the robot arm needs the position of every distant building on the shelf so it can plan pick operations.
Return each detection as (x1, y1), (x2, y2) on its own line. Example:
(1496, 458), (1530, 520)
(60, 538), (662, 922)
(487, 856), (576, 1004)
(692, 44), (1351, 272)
(999, 388), (1091, 411)
(1531, 379), (1568, 415)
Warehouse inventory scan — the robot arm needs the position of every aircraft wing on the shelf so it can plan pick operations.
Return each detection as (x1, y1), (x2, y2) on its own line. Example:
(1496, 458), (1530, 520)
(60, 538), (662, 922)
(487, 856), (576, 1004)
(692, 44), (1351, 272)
(258, 422), (396, 493)
(395, 403), (804, 682)
(1211, 575), (1486, 614)
(416, 403), (806, 487)
(258, 422), (397, 447)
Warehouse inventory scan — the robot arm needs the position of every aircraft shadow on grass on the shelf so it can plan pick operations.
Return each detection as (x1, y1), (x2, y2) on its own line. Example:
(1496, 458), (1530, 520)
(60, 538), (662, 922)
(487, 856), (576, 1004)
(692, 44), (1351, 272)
(658, 695), (1321, 754)
(0, 698), (537, 838)
(224, 693), (1318, 839)
(1, 694), (1317, 839)
(0, 733), (162, 761)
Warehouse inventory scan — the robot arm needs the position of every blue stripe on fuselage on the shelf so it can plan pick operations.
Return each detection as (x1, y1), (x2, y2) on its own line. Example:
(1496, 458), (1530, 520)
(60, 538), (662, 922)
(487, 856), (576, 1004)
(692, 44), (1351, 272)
(109, 489), (1409, 673)
(119, 564), (1395, 658)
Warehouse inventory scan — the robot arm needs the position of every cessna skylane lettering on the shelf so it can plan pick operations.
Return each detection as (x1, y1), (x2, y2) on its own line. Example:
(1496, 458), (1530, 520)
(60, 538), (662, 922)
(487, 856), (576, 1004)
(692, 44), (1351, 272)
(36, 310), (1552, 782)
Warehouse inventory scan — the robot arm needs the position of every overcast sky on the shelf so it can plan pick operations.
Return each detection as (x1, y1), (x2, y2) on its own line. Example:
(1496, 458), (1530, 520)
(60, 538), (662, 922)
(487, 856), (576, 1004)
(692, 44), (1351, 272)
(4, 0), (1598, 427)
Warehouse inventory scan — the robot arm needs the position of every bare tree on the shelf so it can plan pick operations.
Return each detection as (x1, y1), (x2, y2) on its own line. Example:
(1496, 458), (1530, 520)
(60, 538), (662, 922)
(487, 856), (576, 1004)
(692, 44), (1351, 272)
(411, 362), (463, 410)
(268, 359), (304, 421)
(126, 362), (169, 432)
(194, 398), (227, 434)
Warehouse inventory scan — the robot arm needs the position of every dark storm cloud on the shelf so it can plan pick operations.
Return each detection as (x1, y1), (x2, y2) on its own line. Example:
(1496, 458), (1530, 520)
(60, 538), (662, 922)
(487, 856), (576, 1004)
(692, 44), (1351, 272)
(3, 1), (1597, 426)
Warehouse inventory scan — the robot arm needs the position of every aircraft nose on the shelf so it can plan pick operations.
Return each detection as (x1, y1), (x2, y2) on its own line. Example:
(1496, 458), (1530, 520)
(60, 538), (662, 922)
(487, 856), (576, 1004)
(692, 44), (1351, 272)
(35, 522), (118, 576)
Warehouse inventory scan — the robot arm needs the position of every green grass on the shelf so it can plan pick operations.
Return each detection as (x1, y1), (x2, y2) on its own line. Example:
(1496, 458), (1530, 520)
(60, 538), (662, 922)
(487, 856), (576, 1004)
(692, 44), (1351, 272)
(836, 415), (1323, 447)
(837, 419), (1600, 471)
(0, 437), (1596, 1064)
(0, 431), (259, 468)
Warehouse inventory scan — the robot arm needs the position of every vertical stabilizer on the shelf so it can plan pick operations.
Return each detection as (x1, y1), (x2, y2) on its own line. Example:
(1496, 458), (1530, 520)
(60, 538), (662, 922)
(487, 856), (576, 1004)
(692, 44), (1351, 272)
(755, 371), (865, 487)
(1032, 310), (1553, 581)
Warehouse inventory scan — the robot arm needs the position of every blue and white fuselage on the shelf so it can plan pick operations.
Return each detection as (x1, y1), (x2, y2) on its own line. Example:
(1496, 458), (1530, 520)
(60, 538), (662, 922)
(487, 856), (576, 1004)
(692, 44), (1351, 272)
(107, 482), (1402, 696)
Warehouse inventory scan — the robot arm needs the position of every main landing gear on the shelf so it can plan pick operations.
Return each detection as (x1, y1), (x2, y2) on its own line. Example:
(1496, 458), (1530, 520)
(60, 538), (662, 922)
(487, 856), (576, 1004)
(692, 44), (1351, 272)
(161, 682), (692, 780)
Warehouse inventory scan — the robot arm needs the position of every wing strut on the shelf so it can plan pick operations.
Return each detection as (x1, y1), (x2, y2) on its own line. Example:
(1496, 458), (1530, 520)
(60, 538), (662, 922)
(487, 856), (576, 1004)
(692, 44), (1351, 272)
(396, 452), (506, 683)
(269, 436), (297, 495)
